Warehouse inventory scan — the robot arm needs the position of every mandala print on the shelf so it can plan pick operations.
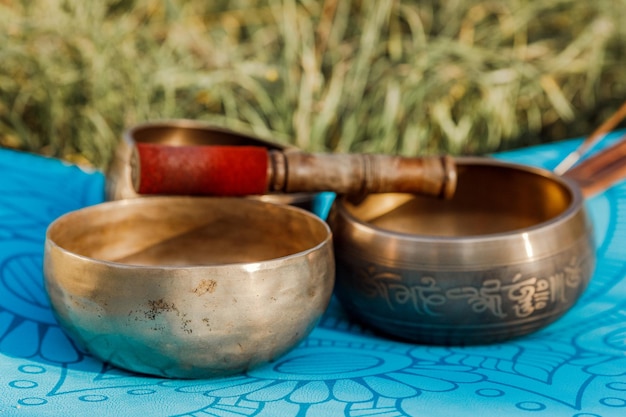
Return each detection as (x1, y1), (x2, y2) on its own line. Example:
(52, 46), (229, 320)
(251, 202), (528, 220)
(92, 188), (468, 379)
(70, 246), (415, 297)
(2, 141), (626, 417)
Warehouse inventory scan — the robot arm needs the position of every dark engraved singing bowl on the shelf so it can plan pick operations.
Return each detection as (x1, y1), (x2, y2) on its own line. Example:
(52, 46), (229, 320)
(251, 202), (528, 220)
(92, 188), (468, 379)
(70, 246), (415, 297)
(328, 140), (626, 345)
(44, 197), (334, 378)
(106, 119), (316, 209)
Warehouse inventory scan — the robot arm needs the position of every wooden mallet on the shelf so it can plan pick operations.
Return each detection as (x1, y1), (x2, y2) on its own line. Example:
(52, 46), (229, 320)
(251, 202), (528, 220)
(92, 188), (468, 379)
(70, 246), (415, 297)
(131, 143), (457, 199)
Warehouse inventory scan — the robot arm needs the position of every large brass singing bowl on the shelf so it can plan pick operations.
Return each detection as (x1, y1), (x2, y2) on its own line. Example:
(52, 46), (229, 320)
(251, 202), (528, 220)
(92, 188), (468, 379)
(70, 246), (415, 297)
(329, 158), (595, 345)
(106, 119), (315, 208)
(44, 197), (334, 378)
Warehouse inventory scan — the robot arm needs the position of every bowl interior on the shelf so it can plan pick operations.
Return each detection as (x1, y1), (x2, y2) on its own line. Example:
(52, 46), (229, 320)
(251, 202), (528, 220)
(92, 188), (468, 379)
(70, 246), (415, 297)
(342, 161), (573, 236)
(48, 198), (329, 266)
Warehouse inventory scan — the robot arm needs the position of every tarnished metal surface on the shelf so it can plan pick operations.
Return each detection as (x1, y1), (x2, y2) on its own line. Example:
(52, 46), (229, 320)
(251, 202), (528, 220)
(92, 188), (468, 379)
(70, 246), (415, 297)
(329, 158), (595, 345)
(44, 197), (334, 378)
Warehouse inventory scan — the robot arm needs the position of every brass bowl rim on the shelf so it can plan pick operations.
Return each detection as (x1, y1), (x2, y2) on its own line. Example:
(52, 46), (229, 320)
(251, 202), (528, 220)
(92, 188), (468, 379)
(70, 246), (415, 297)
(334, 157), (586, 244)
(122, 118), (296, 151)
(46, 196), (332, 271)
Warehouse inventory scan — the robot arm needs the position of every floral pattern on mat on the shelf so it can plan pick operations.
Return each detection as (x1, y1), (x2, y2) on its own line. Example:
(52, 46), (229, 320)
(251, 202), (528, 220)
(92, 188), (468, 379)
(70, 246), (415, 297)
(1, 135), (626, 417)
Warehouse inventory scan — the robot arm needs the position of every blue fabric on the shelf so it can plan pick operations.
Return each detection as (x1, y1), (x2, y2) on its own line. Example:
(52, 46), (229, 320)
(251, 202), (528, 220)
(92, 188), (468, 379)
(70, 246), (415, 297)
(1, 133), (626, 417)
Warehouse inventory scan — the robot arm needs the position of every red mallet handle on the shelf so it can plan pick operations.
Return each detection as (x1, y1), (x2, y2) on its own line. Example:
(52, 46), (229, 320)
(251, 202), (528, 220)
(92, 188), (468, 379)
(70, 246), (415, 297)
(131, 143), (269, 196)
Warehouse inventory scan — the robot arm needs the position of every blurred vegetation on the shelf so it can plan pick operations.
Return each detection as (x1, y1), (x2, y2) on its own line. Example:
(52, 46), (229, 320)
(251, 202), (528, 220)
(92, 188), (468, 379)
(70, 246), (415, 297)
(0, 0), (625, 169)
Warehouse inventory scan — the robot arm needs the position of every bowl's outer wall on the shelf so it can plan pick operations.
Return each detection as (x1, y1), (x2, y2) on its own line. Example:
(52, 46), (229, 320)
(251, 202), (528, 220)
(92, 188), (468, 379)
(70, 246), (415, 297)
(43, 200), (335, 379)
(330, 190), (596, 345)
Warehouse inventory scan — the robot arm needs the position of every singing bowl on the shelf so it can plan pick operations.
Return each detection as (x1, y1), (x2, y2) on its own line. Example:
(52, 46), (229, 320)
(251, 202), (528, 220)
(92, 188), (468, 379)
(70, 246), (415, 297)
(328, 157), (596, 345)
(44, 197), (334, 378)
(105, 119), (315, 209)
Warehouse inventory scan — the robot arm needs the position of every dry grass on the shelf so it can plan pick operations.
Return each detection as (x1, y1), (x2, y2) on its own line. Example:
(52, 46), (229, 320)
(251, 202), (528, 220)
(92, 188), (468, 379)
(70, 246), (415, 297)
(0, 0), (625, 168)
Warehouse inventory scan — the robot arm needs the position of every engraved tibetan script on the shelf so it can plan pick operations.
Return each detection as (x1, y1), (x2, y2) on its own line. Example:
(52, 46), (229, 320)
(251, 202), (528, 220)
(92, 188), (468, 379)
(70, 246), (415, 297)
(359, 268), (445, 316)
(357, 256), (586, 318)
(505, 274), (550, 318)
(446, 279), (506, 318)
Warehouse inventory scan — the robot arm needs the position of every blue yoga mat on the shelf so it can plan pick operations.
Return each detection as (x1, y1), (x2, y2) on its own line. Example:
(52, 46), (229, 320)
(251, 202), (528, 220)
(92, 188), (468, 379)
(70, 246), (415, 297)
(1, 132), (626, 416)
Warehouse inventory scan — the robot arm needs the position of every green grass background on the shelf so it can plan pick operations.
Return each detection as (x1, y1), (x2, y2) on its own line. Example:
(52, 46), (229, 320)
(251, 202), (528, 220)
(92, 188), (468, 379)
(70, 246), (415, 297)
(1, 0), (625, 169)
